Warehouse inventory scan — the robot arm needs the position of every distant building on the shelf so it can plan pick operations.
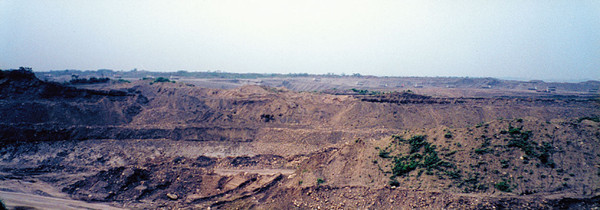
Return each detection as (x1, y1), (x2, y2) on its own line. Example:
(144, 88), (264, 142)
(547, 86), (556, 92)
(313, 78), (321, 82)
(41, 74), (54, 81)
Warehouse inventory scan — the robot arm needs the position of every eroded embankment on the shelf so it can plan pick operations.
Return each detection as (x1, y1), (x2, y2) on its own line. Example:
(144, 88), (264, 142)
(1, 69), (599, 209)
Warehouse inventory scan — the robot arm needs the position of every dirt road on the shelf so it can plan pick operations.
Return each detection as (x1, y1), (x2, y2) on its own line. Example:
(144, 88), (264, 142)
(214, 168), (296, 176)
(0, 191), (123, 210)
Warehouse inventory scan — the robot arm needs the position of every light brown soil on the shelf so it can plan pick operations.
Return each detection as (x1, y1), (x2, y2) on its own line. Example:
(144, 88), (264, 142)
(1, 69), (599, 209)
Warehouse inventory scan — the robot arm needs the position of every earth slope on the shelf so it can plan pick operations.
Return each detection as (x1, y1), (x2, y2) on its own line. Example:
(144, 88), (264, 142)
(0, 69), (599, 209)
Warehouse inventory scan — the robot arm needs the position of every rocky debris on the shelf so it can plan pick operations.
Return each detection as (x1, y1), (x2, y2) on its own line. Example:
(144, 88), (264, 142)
(166, 193), (178, 200)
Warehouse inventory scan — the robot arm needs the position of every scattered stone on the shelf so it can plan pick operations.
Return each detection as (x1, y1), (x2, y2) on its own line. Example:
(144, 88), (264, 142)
(167, 193), (178, 200)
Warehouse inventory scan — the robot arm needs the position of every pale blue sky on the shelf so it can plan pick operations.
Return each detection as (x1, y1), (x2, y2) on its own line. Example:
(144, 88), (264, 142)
(1, 0), (599, 81)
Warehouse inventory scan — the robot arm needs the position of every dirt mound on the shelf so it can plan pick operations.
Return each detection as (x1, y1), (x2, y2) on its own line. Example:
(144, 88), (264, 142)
(288, 118), (600, 195)
(0, 68), (130, 99)
(0, 69), (146, 128)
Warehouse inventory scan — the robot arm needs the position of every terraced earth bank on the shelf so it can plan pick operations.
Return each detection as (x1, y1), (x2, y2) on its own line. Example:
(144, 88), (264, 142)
(1, 69), (599, 209)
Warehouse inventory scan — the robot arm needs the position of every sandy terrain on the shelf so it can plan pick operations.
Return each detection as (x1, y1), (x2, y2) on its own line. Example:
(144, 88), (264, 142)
(1, 69), (599, 209)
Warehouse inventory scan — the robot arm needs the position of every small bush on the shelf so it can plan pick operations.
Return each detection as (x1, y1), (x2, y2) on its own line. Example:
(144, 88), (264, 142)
(494, 181), (511, 192)
(69, 77), (110, 84)
(389, 179), (400, 187)
(500, 159), (510, 168)
(444, 132), (453, 138)
(445, 170), (462, 180)
(475, 122), (484, 128)
(317, 178), (325, 185)
(378, 149), (391, 158)
(474, 148), (492, 155)
(152, 77), (172, 84)
(407, 135), (427, 154)
(383, 135), (454, 181)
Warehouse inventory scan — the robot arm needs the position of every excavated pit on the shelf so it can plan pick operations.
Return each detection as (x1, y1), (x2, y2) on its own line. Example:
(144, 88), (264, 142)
(1, 69), (599, 209)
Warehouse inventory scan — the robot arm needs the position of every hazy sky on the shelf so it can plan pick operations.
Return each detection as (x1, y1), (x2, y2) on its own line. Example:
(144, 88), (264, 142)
(1, 1), (599, 81)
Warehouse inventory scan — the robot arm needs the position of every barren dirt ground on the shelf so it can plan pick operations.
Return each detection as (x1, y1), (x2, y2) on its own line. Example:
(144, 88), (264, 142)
(1, 69), (599, 209)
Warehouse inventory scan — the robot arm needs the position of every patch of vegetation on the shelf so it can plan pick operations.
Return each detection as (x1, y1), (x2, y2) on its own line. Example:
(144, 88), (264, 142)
(445, 170), (462, 180)
(316, 178), (325, 185)
(473, 136), (494, 155)
(350, 88), (383, 95)
(260, 114), (275, 122)
(378, 148), (391, 158)
(494, 180), (512, 192)
(474, 147), (492, 155)
(152, 77), (174, 84)
(444, 150), (457, 157)
(351, 88), (369, 94)
(444, 131), (453, 138)
(378, 135), (455, 186)
(460, 173), (488, 193)
(500, 159), (510, 168)
(388, 179), (400, 187)
(503, 125), (555, 168)
(68, 77), (110, 84)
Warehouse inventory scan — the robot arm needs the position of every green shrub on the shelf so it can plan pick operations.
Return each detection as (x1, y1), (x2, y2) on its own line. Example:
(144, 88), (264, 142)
(474, 148), (492, 155)
(494, 181), (511, 192)
(504, 125), (555, 167)
(392, 158), (419, 177)
(381, 135), (454, 183)
(500, 159), (510, 168)
(389, 179), (400, 187)
(153, 77), (171, 83)
(317, 178), (325, 185)
(407, 135), (427, 154)
(445, 170), (462, 180)
(444, 132), (453, 138)
(378, 149), (391, 158)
